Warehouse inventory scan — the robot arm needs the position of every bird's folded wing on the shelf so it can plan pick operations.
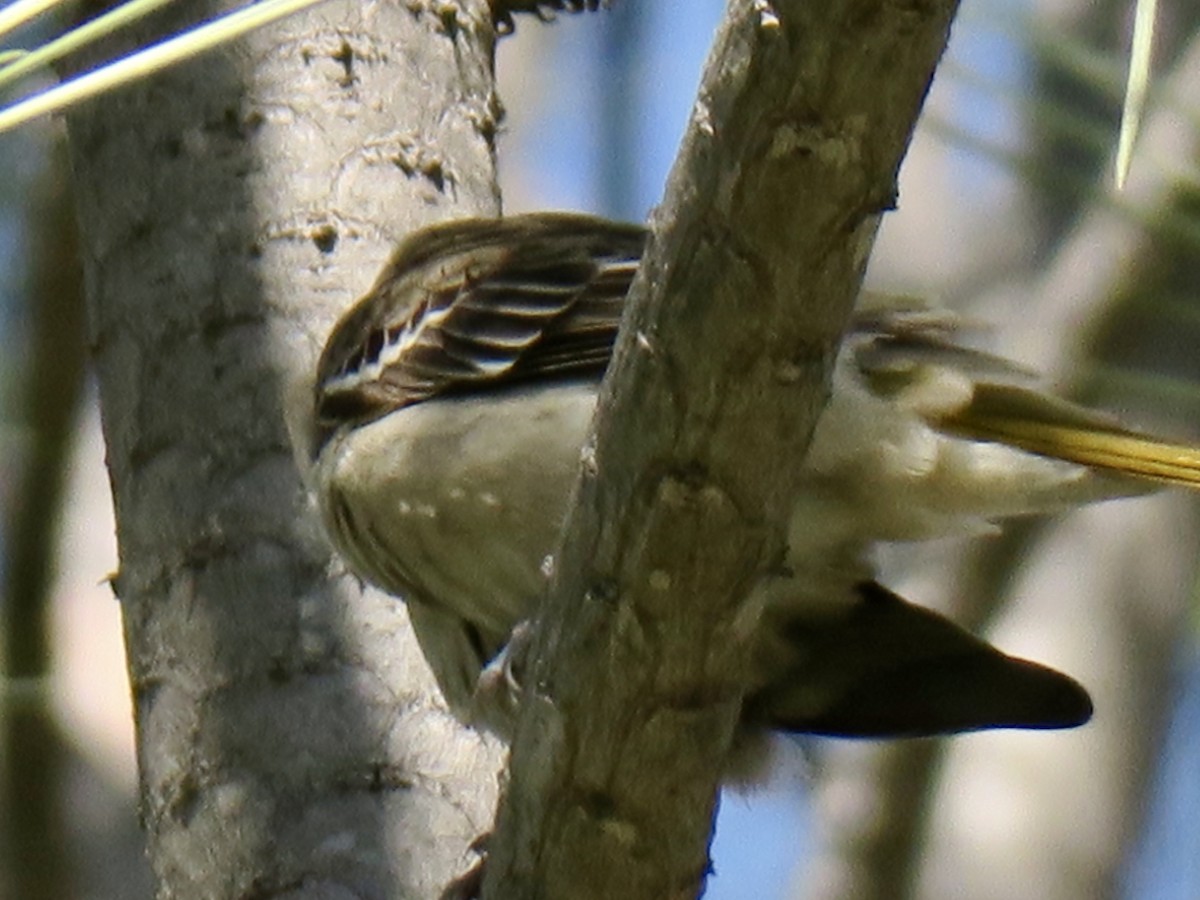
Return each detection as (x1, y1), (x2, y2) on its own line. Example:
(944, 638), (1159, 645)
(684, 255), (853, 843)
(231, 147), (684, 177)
(323, 214), (644, 411)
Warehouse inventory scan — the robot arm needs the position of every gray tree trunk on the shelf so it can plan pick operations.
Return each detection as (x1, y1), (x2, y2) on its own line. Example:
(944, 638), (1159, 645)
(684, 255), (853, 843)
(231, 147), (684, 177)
(64, 2), (504, 896)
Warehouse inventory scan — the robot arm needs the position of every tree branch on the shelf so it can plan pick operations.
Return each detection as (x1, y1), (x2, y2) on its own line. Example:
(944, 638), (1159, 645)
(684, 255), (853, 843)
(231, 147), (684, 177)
(487, 1), (963, 897)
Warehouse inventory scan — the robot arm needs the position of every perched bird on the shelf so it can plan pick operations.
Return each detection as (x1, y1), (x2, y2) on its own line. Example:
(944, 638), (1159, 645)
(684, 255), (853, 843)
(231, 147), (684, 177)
(307, 212), (1200, 741)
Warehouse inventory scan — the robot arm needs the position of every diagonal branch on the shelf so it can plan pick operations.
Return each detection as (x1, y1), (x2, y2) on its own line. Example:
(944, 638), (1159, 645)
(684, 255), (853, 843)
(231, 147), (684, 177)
(486, 1), (964, 897)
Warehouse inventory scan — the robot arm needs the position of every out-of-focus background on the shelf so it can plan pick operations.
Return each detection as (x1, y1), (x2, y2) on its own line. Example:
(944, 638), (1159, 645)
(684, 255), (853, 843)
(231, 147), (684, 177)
(2, 1), (1199, 897)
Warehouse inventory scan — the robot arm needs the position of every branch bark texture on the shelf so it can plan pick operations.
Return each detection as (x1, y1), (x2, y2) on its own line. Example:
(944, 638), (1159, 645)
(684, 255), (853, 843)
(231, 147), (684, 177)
(65, 2), (505, 896)
(488, 2), (963, 898)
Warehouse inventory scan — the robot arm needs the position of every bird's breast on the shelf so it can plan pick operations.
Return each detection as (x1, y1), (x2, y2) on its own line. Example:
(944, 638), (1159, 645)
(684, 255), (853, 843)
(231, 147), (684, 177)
(315, 381), (598, 647)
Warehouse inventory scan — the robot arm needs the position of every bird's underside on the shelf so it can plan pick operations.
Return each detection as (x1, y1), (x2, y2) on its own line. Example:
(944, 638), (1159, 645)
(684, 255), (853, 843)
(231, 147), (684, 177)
(311, 213), (1200, 743)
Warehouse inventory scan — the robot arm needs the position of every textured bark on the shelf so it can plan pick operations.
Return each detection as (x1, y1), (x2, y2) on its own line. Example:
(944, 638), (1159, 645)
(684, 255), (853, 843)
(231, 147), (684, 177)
(64, 2), (505, 896)
(487, 2), (963, 898)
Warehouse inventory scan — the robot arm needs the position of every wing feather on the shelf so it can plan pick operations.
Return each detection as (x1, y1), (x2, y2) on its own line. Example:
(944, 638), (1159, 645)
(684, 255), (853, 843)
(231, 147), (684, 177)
(313, 214), (643, 451)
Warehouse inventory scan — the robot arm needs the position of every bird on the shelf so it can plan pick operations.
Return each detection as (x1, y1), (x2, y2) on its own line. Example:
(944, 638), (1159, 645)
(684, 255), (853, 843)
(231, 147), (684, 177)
(305, 211), (1200, 743)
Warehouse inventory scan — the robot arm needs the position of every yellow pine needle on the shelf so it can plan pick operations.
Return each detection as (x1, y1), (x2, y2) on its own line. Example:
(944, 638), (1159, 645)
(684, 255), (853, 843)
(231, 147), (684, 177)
(0, 0), (70, 42)
(942, 413), (1200, 489)
(0, 0), (328, 135)
(1115, 0), (1158, 189)
(0, 0), (179, 95)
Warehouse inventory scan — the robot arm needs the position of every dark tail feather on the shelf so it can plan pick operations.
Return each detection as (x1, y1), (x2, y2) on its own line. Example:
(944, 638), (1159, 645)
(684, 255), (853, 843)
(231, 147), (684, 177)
(747, 581), (1092, 738)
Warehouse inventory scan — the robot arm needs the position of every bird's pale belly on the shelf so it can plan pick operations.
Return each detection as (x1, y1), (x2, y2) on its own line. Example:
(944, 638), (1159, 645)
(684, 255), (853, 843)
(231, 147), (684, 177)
(317, 382), (597, 649)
